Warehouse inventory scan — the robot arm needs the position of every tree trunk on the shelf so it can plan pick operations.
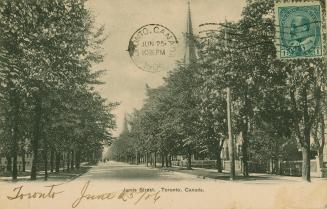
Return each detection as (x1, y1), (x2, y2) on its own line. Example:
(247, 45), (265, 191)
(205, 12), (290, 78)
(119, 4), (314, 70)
(216, 151), (223, 173)
(154, 152), (157, 167)
(318, 147), (324, 169)
(62, 153), (66, 171)
(22, 150), (26, 172)
(55, 152), (60, 173)
(11, 116), (18, 180)
(44, 149), (48, 181)
(136, 152), (139, 165)
(146, 153), (149, 167)
(302, 120), (311, 182)
(50, 149), (54, 173)
(31, 139), (39, 180)
(161, 153), (165, 167)
(301, 87), (311, 182)
(67, 151), (71, 171)
(6, 156), (12, 173)
(70, 150), (74, 170)
(318, 114), (325, 169)
(169, 155), (172, 167)
(302, 146), (310, 182)
(31, 96), (42, 180)
(274, 158), (279, 174)
(277, 158), (282, 175)
(165, 154), (169, 167)
(187, 150), (192, 170)
(269, 157), (275, 174)
(241, 143), (249, 176)
(12, 154), (18, 180)
(241, 122), (249, 177)
(240, 90), (252, 177)
(11, 90), (20, 181)
(7, 84), (20, 181)
(75, 149), (81, 169)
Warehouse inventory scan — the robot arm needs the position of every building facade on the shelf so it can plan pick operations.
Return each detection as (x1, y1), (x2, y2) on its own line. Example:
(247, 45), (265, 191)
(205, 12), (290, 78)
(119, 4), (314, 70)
(0, 154), (33, 173)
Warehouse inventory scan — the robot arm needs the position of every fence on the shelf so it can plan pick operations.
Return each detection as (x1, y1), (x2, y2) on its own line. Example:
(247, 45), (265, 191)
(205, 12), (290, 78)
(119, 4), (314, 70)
(279, 160), (317, 176)
(172, 160), (217, 169)
(172, 159), (323, 177)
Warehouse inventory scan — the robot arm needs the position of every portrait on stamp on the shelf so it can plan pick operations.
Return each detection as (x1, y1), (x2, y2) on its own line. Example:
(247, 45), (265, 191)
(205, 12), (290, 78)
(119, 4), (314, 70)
(275, 2), (323, 58)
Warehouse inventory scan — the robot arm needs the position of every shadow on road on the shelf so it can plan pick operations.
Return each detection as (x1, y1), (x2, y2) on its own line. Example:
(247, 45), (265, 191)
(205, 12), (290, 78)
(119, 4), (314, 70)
(0, 166), (92, 182)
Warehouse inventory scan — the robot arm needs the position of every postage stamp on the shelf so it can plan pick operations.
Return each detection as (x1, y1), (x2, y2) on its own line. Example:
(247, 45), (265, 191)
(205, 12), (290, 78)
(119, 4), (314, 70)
(128, 24), (178, 72)
(275, 2), (323, 59)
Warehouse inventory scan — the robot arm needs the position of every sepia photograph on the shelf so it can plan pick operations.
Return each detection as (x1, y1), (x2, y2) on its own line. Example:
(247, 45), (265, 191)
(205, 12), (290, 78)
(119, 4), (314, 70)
(0, 0), (327, 209)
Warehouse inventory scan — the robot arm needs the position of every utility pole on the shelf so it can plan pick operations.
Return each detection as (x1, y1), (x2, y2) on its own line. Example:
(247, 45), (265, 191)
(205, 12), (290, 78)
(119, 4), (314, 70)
(227, 87), (235, 180)
(225, 19), (235, 181)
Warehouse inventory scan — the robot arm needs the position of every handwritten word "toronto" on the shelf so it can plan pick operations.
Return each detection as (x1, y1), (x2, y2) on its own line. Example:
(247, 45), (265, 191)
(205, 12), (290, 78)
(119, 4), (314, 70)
(7, 184), (64, 200)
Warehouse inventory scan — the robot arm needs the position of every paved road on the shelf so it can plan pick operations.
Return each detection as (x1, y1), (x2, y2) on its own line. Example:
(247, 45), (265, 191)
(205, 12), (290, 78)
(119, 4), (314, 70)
(78, 161), (199, 181)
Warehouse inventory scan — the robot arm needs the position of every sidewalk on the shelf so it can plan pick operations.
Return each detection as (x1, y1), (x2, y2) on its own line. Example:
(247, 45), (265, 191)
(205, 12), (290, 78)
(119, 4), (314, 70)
(156, 165), (327, 183)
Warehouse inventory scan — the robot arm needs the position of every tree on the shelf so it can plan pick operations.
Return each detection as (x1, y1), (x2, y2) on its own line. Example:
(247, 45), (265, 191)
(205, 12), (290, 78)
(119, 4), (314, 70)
(229, 0), (325, 180)
(195, 0), (325, 180)
(162, 62), (201, 169)
(195, 53), (228, 172)
(0, 0), (116, 181)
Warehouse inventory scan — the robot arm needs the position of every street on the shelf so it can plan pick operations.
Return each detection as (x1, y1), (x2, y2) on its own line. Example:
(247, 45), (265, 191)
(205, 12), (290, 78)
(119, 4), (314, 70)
(70, 161), (327, 209)
(0, 161), (326, 209)
(78, 161), (200, 181)
(78, 161), (327, 183)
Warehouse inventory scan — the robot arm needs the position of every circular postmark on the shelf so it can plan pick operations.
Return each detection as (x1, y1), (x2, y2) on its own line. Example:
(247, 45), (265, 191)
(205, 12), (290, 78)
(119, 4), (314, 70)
(128, 24), (178, 72)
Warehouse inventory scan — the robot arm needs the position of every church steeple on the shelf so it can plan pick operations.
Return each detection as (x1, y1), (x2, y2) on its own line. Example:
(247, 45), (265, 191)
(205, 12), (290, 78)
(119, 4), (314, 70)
(184, 0), (196, 65)
(121, 113), (129, 135)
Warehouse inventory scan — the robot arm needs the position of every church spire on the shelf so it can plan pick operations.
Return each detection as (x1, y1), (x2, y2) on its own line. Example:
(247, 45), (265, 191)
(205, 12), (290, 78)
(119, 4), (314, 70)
(121, 113), (129, 135)
(184, 0), (196, 65)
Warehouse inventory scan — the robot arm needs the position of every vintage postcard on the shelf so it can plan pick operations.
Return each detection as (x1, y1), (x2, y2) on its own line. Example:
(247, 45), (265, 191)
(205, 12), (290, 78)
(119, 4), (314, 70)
(0, 0), (327, 209)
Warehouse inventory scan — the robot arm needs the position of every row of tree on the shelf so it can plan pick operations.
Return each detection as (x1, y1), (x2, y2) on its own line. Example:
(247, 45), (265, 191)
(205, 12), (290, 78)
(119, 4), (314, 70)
(110, 0), (326, 182)
(0, 0), (117, 180)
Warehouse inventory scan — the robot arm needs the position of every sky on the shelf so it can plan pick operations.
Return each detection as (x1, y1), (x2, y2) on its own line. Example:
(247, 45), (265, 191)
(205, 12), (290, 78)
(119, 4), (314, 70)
(86, 0), (246, 137)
